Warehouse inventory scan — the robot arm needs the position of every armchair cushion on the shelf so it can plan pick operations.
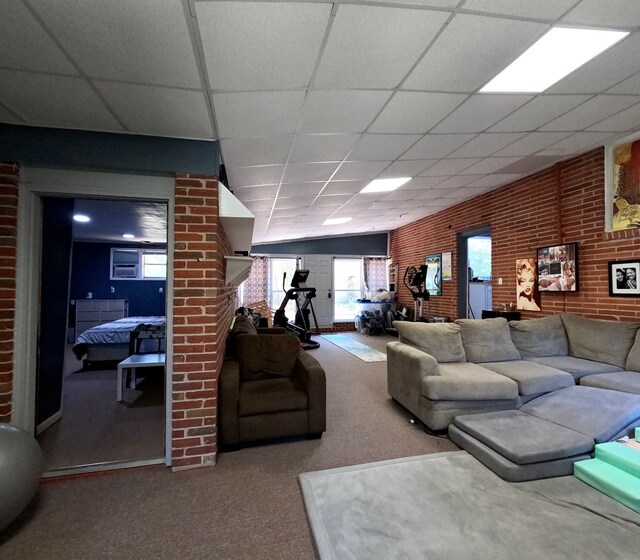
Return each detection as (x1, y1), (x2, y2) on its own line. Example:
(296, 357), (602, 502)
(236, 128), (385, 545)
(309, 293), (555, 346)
(232, 315), (258, 336)
(239, 378), (308, 416)
(236, 334), (300, 380)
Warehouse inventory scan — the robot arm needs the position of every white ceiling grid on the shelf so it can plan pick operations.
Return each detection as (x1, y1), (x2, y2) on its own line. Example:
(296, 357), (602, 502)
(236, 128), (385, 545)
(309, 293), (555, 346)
(2, 0), (640, 244)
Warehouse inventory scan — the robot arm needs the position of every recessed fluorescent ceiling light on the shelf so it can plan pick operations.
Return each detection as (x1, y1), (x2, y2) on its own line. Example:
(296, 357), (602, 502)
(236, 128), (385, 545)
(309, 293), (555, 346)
(73, 214), (90, 223)
(481, 27), (628, 93)
(122, 233), (135, 239)
(361, 177), (411, 193)
(323, 217), (351, 226)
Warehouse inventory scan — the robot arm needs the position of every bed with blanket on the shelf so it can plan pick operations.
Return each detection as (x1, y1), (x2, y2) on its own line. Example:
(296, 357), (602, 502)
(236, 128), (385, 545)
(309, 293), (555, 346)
(73, 316), (165, 364)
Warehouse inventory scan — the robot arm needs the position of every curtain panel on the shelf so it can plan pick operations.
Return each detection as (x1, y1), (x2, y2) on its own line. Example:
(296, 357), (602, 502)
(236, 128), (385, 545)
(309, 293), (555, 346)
(363, 257), (388, 293)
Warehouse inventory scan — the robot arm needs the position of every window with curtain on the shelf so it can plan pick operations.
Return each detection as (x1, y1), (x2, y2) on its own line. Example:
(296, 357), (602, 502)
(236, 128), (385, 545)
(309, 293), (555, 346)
(363, 257), (389, 293)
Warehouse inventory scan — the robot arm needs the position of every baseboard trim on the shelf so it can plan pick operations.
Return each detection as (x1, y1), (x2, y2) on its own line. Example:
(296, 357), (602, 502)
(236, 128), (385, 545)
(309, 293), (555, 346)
(36, 411), (62, 435)
(41, 457), (165, 480)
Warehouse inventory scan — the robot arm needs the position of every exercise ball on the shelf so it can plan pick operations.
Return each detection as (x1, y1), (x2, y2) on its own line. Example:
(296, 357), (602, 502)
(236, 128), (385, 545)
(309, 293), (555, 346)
(0, 423), (43, 532)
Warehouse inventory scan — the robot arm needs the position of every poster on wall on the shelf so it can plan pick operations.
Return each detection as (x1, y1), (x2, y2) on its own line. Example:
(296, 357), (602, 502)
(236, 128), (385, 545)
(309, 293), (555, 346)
(441, 252), (452, 281)
(515, 257), (540, 311)
(424, 254), (442, 296)
(606, 133), (640, 231)
(537, 243), (578, 292)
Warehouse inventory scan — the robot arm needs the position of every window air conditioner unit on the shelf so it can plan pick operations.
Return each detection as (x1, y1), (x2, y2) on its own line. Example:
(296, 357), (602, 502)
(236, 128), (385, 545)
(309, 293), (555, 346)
(113, 264), (138, 279)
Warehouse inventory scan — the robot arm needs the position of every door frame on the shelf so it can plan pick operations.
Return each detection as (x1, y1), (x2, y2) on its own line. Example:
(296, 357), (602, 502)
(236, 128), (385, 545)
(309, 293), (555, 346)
(13, 167), (175, 466)
(457, 226), (491, 319)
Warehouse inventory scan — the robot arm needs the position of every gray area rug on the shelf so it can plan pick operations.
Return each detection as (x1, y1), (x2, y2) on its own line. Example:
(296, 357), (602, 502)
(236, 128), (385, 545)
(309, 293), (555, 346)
(299, 451), (640, 560)
(320, 334), (387, 362)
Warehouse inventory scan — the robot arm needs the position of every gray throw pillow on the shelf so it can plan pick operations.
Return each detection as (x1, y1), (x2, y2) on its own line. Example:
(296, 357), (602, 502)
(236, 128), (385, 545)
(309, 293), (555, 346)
(394, 322), (466, 363)
(456, 318), (521, 363)
(561, 313), (640, 369)
(509, 314), (568, 358)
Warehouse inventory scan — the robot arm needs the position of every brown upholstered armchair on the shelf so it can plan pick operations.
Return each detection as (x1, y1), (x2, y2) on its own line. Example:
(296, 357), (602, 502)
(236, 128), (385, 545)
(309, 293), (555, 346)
(219, 333), (326, 446)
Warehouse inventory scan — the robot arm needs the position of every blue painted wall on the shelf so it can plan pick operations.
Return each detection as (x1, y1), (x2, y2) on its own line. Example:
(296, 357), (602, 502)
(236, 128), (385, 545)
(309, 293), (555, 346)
(252, 233), (388, 256)
(70, 242), (166, 324)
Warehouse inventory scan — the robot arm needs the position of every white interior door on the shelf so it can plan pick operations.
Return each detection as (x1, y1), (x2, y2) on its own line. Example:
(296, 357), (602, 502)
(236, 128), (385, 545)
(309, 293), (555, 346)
(303, 255), (333, 327)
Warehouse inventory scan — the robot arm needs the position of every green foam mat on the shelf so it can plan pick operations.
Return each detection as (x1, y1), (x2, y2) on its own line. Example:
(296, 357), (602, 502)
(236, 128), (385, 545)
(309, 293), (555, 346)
(574, 458), (640, 513)
(595, 442), (640, 478)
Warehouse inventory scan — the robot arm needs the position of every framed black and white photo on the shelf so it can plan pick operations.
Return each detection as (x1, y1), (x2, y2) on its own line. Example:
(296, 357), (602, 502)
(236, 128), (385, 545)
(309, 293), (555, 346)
(609, 260), (640, 296)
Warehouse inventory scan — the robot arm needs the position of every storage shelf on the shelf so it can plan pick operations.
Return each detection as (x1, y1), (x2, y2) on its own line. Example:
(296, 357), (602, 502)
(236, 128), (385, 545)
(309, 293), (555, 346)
(224, 256), (253, 286)
(219, 185), (254, 254)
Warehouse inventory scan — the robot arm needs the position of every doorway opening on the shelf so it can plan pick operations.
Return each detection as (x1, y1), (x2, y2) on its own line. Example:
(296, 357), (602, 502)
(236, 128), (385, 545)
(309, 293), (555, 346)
(458, 227), (492, 319)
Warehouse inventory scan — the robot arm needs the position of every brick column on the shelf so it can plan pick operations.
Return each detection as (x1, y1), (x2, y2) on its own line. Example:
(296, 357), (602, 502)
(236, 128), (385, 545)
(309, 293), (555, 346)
(172, 174), (236, 470)
(0, 163), (19, 423)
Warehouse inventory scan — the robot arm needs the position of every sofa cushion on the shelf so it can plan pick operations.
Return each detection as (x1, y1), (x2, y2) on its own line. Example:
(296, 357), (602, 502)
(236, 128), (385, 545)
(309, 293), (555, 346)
(394, 322), (466, 363)
(580, 371), (640, 395)
(626, 330), (640, 371)
(236, 334), (300, 380)
(523, 356), (622, 380)
(422, 362), (518, 401)
(480, 360), (574, 396)
(561, 313), (640, 369)
(509, 315), (568, 358)
(239, 377), (307, 416)
(456, 318), (520, 363)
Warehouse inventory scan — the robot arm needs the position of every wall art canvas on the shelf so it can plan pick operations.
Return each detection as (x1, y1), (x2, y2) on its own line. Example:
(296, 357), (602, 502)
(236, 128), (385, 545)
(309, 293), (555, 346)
(516, 257), (540, 311)
(537, 243), (578, 292)
(606, 134), (640, 231)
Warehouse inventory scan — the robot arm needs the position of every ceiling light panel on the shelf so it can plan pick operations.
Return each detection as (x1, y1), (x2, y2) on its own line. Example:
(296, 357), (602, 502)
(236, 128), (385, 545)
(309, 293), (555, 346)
(221, 136), (293, 168)
(361, 177), (411, 193)
(403, 14), (546, 92)
(29, 0), (201, 88)
(481, 28), (629, 93)
(196, 2), (331, 90)
(314, 5), (450, 89)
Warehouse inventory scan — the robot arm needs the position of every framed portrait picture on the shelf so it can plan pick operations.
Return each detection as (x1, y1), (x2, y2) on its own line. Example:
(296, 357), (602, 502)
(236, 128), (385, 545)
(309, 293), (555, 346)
(424, 253), (442, 296)
(537, 242), (579, 292)
(609, 260), (640, 296)
(605, 132), (640, 232)
(515, 257), (540, 311)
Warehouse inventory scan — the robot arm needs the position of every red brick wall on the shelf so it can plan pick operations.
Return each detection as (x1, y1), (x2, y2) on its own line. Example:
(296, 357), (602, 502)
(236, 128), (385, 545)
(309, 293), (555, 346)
(390, 148), (640, 322)
(0, 163), (18, 422)
(172, 174), (236, 470)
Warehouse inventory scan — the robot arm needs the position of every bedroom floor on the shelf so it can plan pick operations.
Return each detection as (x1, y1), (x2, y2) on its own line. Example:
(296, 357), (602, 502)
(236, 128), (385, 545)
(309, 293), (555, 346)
(36, 344), (165, 472)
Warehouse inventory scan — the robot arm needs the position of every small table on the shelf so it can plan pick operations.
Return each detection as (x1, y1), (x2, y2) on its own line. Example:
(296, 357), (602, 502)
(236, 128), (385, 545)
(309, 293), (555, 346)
(117, 353), (165, 402)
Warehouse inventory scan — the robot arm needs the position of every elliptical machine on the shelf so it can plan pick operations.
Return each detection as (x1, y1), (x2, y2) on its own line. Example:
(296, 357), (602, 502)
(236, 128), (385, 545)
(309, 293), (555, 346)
(404, 265), (430, 321)
(273, 269), (320, 350)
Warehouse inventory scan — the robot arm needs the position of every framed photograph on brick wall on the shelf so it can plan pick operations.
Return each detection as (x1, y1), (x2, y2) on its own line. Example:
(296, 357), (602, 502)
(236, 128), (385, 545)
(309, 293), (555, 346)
(609, 260), (640, 297)
(605, 132), (640, 232)
(537, 242), (578, 292)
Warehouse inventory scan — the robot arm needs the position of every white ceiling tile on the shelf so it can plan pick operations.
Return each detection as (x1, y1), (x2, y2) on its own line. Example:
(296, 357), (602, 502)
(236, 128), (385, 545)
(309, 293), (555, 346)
(383, 189), (423, 201)
(442, 187), (481, 199)
(315, 194), (352, 206)
(271, 207), (305, 219)
(196, 2), (331, 90)
(608, 72), (640, 94)
(227, 165), (284, 187)
(275, 196), (316, 209)
(403, 14), (547, 91)
(369, 92), (467, 134)
(462, 0), (576, 19)
(489, 95), (592, 132)
(378, 160), (437, 178)
(0, 70), (122, 131)
(298, 90), (392, 134)
(547, 33), (640, 94)
(540, 95), (640, 131)
(244, 199), (276, 212)
(448, 132), (527, 157)
(213, 91), (306, 138)
(421, 158), (481, 176)
(368, 200), (403, 210)
(323, 181), (367, 195)
(332, 161), (391, 181)
(493, 132), (575, 156)
(289, 134), (361, 163)
(407, 176), (449, 189)
(537, 132), (615, 156)
(459, 157), (521, 175)
(367, 0), (460, 7)
(233, 185), (279, 202)
(29, 0), (200, 88)
(587, 102), (640, 132)
(0, 1), (78, 74)
(562, 0), (640, 27)
(282, 162), (339, 183)
(96, 82), (213, 139)
(437, 175), (486, 187)
(279, 183), (324, 198)
(432, 95), (533, 133)
(349, 134), (422, 161)
(315, 5), (450, 88)
(400, 134), (477, 160)
(220, 136), (292, 168)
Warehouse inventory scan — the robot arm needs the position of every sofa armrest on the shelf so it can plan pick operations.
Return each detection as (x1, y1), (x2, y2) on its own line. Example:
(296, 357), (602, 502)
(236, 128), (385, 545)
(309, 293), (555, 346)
(387, 341), (439, 418)
(295, 351), (327, 435)
(218, 358), (241, 444)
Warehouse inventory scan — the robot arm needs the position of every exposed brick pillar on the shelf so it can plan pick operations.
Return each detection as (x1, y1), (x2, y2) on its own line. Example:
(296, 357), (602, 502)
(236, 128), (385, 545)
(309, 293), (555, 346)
(172, 174), (235, 470)
(0, 163), (19, 423)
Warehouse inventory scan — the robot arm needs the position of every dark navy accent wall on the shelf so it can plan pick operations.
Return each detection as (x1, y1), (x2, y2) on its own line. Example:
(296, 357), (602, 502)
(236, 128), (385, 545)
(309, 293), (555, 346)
(70, 242), (166, 323)
(0, 123), (220, 175)
(252, 233), (388, 256)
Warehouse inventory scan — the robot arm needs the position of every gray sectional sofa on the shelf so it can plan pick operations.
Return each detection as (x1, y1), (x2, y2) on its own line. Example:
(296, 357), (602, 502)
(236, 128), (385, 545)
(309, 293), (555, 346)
(387, 313), (640, 431)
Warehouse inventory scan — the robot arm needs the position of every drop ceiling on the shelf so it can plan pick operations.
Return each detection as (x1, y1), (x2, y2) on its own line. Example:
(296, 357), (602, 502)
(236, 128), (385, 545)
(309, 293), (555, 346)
(3, 1), (640, 245)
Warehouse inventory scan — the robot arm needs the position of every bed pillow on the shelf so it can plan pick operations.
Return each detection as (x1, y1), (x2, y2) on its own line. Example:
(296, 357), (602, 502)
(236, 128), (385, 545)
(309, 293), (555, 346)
(394, 322), (466, 363)
(509, 314), (568, 358)
(456, 318), (520, 363)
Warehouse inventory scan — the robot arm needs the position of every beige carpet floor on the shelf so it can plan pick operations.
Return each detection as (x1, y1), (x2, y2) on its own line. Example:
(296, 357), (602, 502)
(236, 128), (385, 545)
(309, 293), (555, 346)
(2, 332), (457, 559)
